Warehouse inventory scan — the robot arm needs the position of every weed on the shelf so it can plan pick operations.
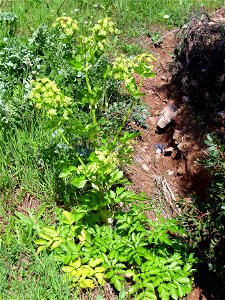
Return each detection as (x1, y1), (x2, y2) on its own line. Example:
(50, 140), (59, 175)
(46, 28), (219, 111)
(179, 135), (225, 279)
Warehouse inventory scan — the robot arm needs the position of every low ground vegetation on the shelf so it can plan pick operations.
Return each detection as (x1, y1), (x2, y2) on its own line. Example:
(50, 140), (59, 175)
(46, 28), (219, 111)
(0, 1), (224, 299)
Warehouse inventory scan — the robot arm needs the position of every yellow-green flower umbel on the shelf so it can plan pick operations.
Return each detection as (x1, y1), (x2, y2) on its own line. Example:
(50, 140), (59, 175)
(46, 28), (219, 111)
(29, 78), (72, 119)
(52, 16), (78, 37)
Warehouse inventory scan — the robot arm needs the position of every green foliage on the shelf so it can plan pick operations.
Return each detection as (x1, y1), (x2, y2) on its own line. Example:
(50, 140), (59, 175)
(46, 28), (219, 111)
(62, 258), (105, 289)
(0, 204), (76, 299)
(0, 11), (17, 36)
(180, 134), (225, 278)
(1, 0), (223, 38)
(0, 8), (200, 299)
(25, 203), (196, 299)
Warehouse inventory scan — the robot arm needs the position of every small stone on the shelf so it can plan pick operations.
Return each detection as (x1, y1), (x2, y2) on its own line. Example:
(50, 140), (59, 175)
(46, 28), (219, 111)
(141, 164), (150, 172)
(164, 147), (175, 156)
(177, 165), (185, 176)
(182, 95), (189, 103)
(156, 103), (178, 129)
(173, 129), (182, 144)
(155, 148), (161, 155)
(153, 110), (161, 116)
(217, 110), (225, 119)
(167, 170), (174, 176)
(148, 116), (157, 125)
(154, 143), (165, 153)
(161, 75), (167, 81)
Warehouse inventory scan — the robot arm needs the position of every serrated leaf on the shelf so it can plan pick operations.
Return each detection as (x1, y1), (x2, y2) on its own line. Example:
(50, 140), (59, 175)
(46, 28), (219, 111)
(159, 288), (169, 300)
(42, 226), (59, 237)
(35, 239), (46, 245)
(70, 258), (81, 269)
(95, 266), (105, 273)
(39, 233), (52, 241)
(89, 258), (103, 268)
(170, 286), (179, 300)
(37, 245), (45, 254)
(80, 278), (94, 289)
(51, 240), (62, 249)
(111, 275), (124, 291)
(153, 277), (162, 287)
(176, 277), (190, 284)
(95, 272), (105, 285)
(70, 176), (87, 188)
(144, 282), (155, 291)
(183, 263), (192, 272)
(177, 284), (185, 298)
(62, 211), (74, 224)
(129, 285), (139, 295)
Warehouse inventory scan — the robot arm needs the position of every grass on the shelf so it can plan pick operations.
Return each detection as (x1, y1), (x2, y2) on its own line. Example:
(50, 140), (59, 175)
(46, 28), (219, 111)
(0, 116), (56, 200)
(0, 0), (223, 37)
(0, 205), (75, 299)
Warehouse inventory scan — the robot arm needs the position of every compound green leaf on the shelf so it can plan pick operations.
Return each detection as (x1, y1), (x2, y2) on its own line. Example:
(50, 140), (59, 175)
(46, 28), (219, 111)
(111, 275), (123, 291)
(95, 272), (105, 285)
(129, 284), (139, 295)
(89, 258), (103, 268)
(71, 176), (87, 188)
(80, 278), (94, 289)
(62, 211), (74, 224)
(42, 226), (59, 237)
(51, 240), (62, 250)
(35, 239), (46, 245)
(170, 286), (179, 300)
(176, 277), (190, 284)
(37, 245), (45, 254)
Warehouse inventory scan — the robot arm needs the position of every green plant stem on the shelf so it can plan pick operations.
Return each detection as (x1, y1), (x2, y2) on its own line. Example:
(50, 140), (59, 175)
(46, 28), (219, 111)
(58, 129), (84, 165)
(114, 77), (144, 142)
(85, 66), (97, 127)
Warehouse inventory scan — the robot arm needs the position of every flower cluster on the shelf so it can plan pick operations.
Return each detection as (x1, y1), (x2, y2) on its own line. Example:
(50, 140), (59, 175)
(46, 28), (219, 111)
(92, 17), (119, 37)
(112, 53), (155, 94)
(76, 149), (119, 180)
(52, 16), (78, 37)
(29, 78), (72, 119)
(83, 18), (119, 53)
(111, 55), (138, 94)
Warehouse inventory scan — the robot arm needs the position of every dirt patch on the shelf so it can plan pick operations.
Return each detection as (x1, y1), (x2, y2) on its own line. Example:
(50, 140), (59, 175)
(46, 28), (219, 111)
(128, 9), (225, 207)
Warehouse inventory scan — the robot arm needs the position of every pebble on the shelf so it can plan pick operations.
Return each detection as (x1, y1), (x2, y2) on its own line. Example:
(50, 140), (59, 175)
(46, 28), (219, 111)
(182, 95), (190, 103)
(217, 110), (225, 119)
(161, 75), (167, 81)
(141, 164), (150, 172)
(164, 147), (175, 156)
(148, 116), (158, 125)
(155, 148), (162, 155)
(167, 170), (174, 176)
